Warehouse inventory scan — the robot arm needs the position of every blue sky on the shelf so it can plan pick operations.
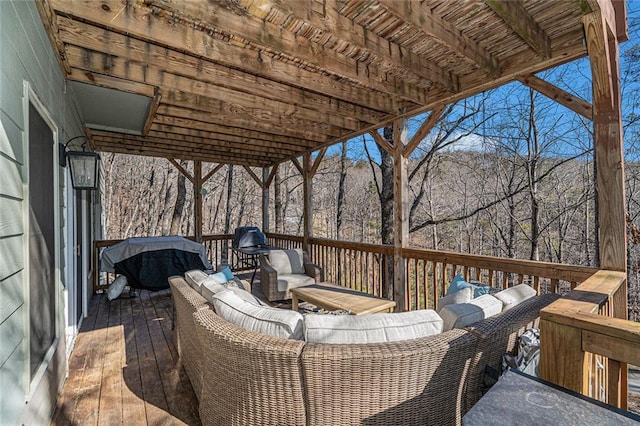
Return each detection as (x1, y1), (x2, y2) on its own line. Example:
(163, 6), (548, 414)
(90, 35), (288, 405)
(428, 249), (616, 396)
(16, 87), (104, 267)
(321, 3), (639, 163)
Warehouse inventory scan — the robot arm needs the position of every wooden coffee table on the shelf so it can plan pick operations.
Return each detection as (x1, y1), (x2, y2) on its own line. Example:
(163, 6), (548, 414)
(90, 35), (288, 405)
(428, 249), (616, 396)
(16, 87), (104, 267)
(290, 283), (396, 315)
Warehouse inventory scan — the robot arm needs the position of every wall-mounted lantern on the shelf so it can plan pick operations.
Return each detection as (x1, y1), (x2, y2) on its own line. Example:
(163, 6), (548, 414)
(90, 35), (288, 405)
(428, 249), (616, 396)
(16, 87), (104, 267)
(59, 136), (100, 190)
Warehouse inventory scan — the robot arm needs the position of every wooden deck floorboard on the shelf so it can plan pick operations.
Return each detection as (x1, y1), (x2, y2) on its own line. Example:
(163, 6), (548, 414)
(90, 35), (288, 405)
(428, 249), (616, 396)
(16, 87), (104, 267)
(52, 289), (200, 426)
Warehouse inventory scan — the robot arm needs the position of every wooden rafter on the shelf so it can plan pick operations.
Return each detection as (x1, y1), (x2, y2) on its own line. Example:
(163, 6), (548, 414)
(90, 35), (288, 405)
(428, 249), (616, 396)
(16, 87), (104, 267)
(202, 164), (224, 184)
(486, 0), (552, 58)
(234, 0), (456, 93)
(264, 164), (279, 189)
(144, 0), (431, 104)
(517, 75), (593, 120)
(379, 0), (500, 77)
(243, 166), (264, 189)
(309, 147), (328, 178)
(291, 157), (304, 175)
(67, 68), (156, 97)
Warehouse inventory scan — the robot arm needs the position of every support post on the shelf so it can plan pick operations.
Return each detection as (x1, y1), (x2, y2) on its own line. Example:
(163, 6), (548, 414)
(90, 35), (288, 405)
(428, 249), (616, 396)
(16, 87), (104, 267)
(393, 118), (409, 311)
(262, 167), (270, 232)
(194, 160), (203, 242)
(302, 153), (312, 253)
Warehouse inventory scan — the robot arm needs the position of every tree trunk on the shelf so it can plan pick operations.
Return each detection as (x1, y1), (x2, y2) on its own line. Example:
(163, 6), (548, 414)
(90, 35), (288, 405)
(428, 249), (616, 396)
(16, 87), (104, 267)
(170, 160), (187, 235)
(336, 141), (348, 239)
(528, 89), (540, 261)
(274, 168), (283, 233)
(379, 126), (395, 299)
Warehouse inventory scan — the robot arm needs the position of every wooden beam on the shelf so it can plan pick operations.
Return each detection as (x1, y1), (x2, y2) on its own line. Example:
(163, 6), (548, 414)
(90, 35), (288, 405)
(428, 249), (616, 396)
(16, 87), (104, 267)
(291, 157), (304, 175)
(264, 164), (279, 189)
(56, 15), (392, 122)
(152, 117), (316, 148)
(49, 0), (409, 109)
(485, 0), (552, 58)
(369, 130), (394, 156)
(194, 160), (203, 242)
(379, 0), (500, 77)
(403, 107), (445, 158)
(67, 68), (156, 97)
(392, 118), (409, 312)
(63, 48), (361, 136)
(309, 147), (328, 178)
(202, 163), (224, 184)
(145, 0), (431, 104)
(584, 12), (626, 272)
(517, 75), (593, 120)
(35, 0), (71, 74)
(142, 89), (162, 136)
(243, 166), (264, 190)
(168, 159), (193, 183)
(235, 0), (456, 93)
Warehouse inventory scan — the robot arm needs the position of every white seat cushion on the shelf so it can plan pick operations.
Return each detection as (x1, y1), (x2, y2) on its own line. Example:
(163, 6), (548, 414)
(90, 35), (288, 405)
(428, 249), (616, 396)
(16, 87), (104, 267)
(269, 249), (305, 274)
(212, 290), (303, 340)
(439, 294), (503, 331)
(437, 286), (473, 313)
(303, 310), (443, 344)
(276, 273), (315, 292)
(494, 284), (537, 311)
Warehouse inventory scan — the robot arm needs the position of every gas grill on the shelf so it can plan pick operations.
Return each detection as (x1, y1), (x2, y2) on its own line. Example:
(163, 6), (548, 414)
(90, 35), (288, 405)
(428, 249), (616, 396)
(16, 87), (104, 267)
(232, 226), (271, 284)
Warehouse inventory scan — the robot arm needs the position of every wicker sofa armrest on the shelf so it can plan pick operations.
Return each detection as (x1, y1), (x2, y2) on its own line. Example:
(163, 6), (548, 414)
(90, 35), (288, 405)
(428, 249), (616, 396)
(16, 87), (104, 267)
(259, 254), (280, 301)
(301, 329), (477, 426)
(463, 292), (561, 412)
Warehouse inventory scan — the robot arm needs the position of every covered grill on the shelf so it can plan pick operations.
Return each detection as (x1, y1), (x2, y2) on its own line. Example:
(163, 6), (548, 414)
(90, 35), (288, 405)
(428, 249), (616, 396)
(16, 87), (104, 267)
(101, 236), (211, 291)
(232, 227), (271, 284)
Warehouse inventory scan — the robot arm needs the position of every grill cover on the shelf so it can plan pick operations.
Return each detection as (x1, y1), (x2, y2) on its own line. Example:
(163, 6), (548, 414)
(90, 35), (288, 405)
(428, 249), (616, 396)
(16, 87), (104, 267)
(233, 226), (268, 249)
(101, 236), (211, 291)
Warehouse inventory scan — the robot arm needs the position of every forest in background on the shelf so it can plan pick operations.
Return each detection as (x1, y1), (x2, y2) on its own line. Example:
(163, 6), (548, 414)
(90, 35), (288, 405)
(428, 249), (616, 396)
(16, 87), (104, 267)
(100, 18), (640, 320)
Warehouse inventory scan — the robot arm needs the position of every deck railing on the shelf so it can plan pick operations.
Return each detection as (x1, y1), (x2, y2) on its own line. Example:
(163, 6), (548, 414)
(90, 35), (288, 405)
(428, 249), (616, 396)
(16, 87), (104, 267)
(540, 270), (638, 409)
(91, 233), (636, 408)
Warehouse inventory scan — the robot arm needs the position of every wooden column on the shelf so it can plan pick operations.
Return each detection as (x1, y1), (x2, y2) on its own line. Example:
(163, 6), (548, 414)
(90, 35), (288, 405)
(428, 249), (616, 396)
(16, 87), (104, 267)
(393, 118), (409, 312)
(194, 160), (203, 242)
(262, 167), (270, 232)
(302, 153), (312, 253)
(585, 13), (627, 273)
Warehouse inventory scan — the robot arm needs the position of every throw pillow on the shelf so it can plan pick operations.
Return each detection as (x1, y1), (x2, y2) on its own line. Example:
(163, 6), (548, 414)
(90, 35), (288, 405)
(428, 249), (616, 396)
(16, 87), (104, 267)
(446, 274), (470, 295)
(439, 294), (503, 331)
(107, 275), (127, 301)
(220, 265), (235, 281)
(209, 271), (228, 284)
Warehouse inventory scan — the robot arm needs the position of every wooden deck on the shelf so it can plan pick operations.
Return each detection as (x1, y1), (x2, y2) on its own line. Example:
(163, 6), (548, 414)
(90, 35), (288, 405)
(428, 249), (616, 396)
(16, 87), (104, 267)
(52, 289), (201, 425)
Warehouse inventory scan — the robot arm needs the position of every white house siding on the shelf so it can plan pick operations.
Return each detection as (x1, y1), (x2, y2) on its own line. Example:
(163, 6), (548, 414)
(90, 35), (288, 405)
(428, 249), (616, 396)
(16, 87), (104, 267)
(0, 1), (83, 424)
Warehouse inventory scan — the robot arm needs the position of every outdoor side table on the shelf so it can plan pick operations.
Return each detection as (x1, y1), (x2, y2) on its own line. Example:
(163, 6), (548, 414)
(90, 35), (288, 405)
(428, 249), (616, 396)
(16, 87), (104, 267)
(463, 369), (640, 425)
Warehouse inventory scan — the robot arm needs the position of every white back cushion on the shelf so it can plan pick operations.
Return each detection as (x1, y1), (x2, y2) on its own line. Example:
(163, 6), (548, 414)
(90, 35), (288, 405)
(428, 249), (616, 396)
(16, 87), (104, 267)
(494, 284), (537, 311)
(184, 269), (209, 291)
(437, 286), (472, 313)
(303, 310), (443, 344)
(268, 249), (305, 274)
(439, 294), (503, 331)
(212, 290), (303, 340)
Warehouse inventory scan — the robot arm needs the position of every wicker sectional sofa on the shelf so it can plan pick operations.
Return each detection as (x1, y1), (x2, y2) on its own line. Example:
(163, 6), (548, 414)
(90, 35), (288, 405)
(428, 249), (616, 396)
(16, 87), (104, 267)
(168, 275), (559, 426)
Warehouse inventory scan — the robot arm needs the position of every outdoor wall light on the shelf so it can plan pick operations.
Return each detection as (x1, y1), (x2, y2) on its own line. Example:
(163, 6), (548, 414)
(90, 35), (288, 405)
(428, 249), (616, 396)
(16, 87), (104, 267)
(59, 136), (100, 190)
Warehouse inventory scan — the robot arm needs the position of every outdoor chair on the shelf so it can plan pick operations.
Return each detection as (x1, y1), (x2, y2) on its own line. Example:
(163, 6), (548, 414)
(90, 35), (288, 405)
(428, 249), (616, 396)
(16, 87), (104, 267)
(259, 248), (323, 301)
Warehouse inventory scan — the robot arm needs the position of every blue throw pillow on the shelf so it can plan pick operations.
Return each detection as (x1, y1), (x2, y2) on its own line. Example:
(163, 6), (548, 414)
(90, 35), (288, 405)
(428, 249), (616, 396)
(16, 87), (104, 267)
(209, 271), (228, 284)
(472, 284), (491, 298)
(446, 275), (471, 295)
(220, 265), (234, 281)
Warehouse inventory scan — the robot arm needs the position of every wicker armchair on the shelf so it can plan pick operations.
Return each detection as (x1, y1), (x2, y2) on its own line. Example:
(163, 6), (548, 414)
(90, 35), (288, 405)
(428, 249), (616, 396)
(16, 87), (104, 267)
(259, 248), (323, 301)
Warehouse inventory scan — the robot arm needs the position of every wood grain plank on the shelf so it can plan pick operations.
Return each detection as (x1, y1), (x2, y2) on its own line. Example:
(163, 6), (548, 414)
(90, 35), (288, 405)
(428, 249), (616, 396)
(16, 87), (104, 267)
(119, 293), (147, 425)
(97, 297), (123, 425)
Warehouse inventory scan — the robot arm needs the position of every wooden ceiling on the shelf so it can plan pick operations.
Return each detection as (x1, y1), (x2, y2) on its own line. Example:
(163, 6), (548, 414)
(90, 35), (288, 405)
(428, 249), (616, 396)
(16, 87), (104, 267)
(37, 0), (626, 167)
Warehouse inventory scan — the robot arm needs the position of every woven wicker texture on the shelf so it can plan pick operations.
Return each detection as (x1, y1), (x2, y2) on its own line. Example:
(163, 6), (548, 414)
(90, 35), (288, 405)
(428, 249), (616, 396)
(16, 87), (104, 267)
(168, 276), (209, 401)
(301, 329), (477, 426)
(193, 308), (307, 426)
(464, 292), (562, 411)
